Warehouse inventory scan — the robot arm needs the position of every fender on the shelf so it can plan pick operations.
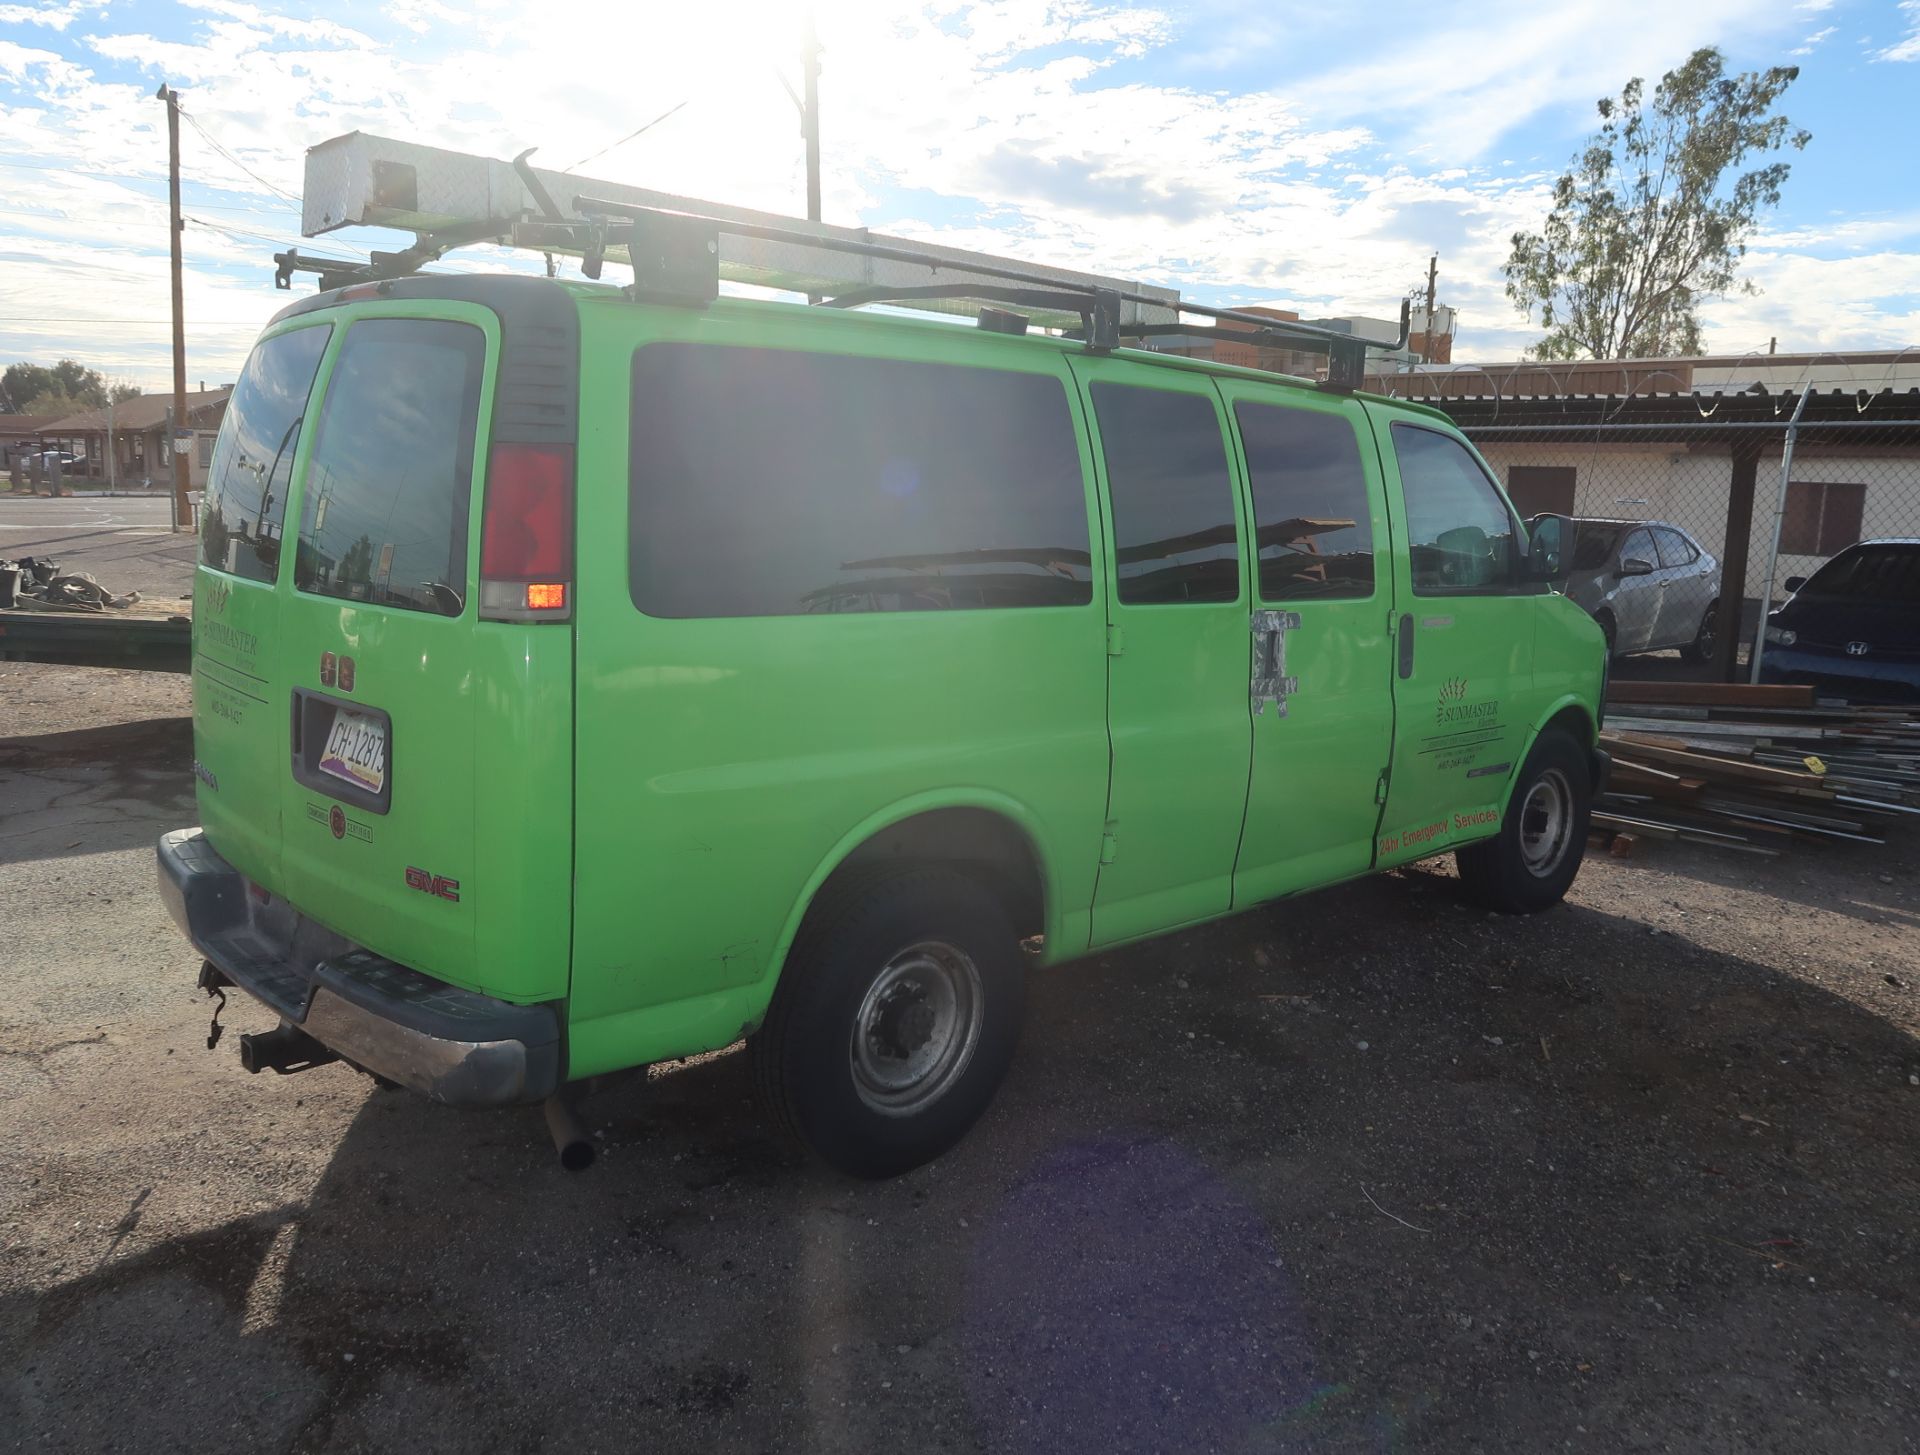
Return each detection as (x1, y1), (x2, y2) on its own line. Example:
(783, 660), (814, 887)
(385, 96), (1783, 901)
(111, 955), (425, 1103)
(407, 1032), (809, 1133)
(744, 786), (1082, 1014)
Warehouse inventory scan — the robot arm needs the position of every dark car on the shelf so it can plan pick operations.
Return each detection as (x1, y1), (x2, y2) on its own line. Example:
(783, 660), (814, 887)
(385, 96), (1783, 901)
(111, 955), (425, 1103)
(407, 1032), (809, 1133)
(1759, 539), (1920, 704)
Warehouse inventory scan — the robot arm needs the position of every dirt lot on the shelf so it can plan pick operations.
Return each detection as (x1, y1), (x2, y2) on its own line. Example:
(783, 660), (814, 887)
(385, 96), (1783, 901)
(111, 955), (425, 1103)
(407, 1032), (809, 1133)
(2, 660), (1917, 1454)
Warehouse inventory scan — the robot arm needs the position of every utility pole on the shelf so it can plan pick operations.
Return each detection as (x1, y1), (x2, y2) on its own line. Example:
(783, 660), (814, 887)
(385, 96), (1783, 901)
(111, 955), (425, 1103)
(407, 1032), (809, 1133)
(801, 16), (822, 224)
(157, 83), (192, 533)
(1421, 254), (1438, 365)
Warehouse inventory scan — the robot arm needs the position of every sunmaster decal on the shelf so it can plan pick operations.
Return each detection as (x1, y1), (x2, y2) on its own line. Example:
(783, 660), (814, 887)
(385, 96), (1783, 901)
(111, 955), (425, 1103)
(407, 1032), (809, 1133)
(1419, 676), (1508, 774)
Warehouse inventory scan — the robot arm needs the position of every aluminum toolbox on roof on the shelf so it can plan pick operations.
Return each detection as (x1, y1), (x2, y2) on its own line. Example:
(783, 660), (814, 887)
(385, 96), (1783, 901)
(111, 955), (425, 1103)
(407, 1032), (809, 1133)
(300, 132), (1181, 330)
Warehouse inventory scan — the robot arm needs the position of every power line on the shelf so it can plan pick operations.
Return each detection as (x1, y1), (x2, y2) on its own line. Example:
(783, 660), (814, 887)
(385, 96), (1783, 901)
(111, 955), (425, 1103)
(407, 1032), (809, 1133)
(187, 214), (364, 261)
(176, 108), (302, 204)
(0, 158), (304, 219)
(567, 99), (690, 172)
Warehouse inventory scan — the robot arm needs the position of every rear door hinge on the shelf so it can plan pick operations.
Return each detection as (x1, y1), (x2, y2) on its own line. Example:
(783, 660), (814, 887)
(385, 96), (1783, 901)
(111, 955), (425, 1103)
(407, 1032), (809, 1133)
(1099, 827), (1119, 864)
(1375, 769), (1390, 805)
(1106, 624), (1125, 657)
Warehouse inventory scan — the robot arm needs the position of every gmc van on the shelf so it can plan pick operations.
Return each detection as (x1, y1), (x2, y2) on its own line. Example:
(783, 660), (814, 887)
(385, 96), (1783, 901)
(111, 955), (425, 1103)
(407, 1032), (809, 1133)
(158, 273), (1607, 1177)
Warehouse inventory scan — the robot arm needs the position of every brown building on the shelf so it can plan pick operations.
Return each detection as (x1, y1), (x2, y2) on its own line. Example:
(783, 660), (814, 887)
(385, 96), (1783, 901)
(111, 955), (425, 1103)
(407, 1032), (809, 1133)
(31, 388), (232, 487)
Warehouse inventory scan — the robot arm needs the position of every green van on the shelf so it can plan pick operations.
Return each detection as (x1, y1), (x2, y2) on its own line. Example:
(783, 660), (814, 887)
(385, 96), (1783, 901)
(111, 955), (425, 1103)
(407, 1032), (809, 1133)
(158, 271), (1607, 1177)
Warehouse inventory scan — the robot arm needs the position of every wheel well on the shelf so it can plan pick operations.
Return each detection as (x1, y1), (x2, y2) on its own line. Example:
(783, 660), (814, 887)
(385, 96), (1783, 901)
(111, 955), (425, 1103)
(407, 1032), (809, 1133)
(814, 808), (1045, 941)
(1541, 702), (1595, 750)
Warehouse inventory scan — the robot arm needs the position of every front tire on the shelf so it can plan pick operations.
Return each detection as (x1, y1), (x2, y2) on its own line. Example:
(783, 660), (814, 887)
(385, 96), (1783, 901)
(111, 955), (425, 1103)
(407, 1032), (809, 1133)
(1595, 610), (1618, 659)
(1455, 730), (1592, 913)
(750, 868), (1026, 1178)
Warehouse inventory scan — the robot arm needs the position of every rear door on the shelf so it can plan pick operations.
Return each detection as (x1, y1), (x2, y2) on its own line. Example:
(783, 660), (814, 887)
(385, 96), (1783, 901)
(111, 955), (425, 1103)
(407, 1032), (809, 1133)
(275, 308), (492, 987)
(191, 320), (334, 891)
(1371, 416), (1533, 864)
(1068, 357), (1254, 945)
(1652, 525), (1708, 648)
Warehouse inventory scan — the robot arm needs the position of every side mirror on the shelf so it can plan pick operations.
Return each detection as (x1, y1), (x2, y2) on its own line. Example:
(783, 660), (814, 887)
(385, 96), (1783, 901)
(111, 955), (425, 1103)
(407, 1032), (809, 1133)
(1783, 575), (1807, 594)
(1526, 513), (1571, 583)
(1616, 556), (1654, 578)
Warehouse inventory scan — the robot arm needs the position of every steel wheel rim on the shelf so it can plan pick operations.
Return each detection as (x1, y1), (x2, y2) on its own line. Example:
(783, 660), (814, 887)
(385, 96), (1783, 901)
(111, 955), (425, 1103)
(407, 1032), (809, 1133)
(1698, 615), (1716, 657)
(1519, 768), (1574, 877)
(849, 940), (984, 1117)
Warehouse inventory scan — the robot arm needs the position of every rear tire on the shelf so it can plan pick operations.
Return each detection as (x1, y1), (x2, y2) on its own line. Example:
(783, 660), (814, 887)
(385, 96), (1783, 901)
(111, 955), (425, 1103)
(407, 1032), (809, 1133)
(750, 868), (1025, 1179)
(1680, 601), (1719, 664)
(1455, 730), (1591, 914)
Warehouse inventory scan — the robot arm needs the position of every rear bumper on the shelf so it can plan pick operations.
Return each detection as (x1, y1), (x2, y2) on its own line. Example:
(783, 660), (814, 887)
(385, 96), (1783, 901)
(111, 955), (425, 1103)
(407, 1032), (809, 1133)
(156, 827), (561, 1106)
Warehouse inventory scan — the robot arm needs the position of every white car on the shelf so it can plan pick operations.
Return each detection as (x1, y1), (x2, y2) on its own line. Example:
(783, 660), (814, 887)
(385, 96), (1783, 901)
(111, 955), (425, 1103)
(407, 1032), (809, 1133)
(1562, 518), (1722, 661)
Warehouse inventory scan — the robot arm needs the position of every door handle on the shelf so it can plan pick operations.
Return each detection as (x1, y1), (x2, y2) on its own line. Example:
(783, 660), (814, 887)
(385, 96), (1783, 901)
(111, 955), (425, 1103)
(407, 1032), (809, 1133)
(1397, 613), (1414, 679)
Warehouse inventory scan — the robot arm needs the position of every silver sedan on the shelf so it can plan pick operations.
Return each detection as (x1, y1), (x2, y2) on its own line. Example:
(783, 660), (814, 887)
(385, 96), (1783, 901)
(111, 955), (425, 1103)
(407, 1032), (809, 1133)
(1563, 519), (1722, 661)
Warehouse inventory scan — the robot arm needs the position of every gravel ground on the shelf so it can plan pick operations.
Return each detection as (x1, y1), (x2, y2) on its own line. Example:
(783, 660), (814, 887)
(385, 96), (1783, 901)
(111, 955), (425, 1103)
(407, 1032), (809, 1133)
(2, 661), (1917, 1454)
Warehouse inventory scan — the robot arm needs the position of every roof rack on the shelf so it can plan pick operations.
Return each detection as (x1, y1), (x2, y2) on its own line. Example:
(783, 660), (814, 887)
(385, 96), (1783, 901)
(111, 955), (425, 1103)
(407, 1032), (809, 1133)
(284, 131), (1410, 391)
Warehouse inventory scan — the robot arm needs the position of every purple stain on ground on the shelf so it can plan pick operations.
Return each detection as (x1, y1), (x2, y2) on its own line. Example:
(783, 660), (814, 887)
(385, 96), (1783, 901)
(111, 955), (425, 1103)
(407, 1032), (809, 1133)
(964, 1137), (1323, 1453)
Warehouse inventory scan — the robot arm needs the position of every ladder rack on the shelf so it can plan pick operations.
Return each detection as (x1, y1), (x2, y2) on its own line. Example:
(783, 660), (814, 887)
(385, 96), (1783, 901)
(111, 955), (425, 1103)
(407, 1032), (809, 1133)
(283, 131), (1410, 390)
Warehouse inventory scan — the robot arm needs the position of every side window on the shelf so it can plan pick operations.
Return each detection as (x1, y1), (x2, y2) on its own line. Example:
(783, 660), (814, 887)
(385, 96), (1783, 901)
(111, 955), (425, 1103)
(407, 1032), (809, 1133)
(1620, 527), (1655, 568)
(1392, 424), (1518, 595)
(198, 324), (331, 583)
(294, 318), (487, 618)
(1089, 382), (1238, 605)
(629, 345), (1091, 617)
(1652, 526), (1696, 568)
(1234, 400), (1374, 600)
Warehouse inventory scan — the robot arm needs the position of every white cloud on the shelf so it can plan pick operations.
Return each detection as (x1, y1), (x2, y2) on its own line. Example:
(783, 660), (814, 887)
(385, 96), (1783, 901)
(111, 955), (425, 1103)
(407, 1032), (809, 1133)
(1791, 25), (1837, 53)
(1, 0), (1915, 380)
(0, 2), (86, 30)
(1876, 0), (1920, 61)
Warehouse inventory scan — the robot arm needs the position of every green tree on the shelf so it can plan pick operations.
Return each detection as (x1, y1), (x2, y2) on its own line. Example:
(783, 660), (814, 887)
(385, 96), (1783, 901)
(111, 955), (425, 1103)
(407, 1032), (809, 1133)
(339, 533), (375, 586)
(109, 381), (143, 404)
(1503, 48), (1810, 360)
(19, 388), (94, 419)
(1, 359), (121, 414)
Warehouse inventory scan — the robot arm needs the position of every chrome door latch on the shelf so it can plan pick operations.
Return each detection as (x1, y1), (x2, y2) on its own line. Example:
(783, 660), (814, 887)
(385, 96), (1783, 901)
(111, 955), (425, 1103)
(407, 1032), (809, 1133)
(1251, 610), (1302, 717)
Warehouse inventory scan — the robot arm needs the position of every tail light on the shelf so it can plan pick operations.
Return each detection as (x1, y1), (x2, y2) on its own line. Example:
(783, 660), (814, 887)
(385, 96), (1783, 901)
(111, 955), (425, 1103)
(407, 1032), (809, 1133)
(479, 442), (574, 622)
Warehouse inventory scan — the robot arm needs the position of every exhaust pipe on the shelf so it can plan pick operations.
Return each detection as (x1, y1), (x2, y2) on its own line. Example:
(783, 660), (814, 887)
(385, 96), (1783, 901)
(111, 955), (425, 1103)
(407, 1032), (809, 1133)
(543, 1094), (596, 1172)
(238, 1024), (339, 1076)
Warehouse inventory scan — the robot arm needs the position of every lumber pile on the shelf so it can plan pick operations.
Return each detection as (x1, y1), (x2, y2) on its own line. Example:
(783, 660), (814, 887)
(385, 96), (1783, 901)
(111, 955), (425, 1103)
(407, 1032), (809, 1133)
(1595, 681), (1920, 856)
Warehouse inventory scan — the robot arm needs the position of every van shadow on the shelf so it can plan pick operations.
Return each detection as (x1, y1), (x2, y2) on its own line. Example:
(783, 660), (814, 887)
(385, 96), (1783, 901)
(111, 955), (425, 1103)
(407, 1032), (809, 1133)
(0, 716), (195, 867)
(7, 871), (1919, 1453)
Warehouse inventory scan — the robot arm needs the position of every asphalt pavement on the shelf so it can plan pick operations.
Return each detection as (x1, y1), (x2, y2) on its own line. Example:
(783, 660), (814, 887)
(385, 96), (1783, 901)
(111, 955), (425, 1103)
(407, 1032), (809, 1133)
(0, 494), (195, 602)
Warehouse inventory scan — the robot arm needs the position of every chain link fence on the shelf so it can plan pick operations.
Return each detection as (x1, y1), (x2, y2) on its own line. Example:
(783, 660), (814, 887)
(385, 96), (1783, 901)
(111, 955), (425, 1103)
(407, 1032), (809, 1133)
(1369, 365), (1920, 681)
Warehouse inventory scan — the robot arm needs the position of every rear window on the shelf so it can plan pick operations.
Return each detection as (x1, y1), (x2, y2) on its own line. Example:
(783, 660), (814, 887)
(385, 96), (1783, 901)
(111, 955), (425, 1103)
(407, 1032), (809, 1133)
(629, 344), (1092, 617)
(293, 318), (486, 617)
(199, 324), (330, 583)
(1805, 544), (1920, 604)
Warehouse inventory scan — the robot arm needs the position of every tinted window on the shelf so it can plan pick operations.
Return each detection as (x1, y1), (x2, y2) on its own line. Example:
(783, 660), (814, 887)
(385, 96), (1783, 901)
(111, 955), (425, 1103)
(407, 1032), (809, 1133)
(1234, 401), (1374, 600)
(199, 324), (330, 583)
(293, 319), (486, 617)
(1652, 526), (1696, 568)
(1620, 527), (1655, 567)
(629, 345), (1091, 617)
(1392, 425), (1518, 594)
(1804, 544), (1920, 604)
(1090, 383), (1238, 605)
(1570, 522), (1625, 571)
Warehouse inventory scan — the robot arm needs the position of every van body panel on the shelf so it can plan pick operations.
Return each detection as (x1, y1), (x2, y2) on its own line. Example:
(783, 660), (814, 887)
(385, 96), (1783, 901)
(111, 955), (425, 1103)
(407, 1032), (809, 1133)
(1217, 380), (1398, 903)
(1067, 354), (1255, 947)
(567, 300), (1109, 1038)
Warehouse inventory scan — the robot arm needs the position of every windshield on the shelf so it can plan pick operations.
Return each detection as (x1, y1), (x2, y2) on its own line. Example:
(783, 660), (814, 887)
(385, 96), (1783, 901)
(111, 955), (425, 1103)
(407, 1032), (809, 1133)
(1802, 544), (1920, 605)
(1570, 523), (1625, 572)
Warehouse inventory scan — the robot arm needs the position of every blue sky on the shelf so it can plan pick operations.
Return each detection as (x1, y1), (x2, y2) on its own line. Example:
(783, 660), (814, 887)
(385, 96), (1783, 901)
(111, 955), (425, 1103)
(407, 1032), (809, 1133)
(2, 0), (1918, 390)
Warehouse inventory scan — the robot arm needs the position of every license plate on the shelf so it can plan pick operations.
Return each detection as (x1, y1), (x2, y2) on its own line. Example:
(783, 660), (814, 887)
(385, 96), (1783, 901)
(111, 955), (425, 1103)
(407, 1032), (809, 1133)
(318, 707), (387, 795)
